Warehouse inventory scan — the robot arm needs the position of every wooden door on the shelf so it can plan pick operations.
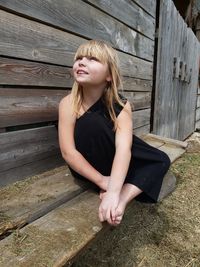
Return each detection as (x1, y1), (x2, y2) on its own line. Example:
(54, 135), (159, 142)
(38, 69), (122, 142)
(153, 0), (199, 140)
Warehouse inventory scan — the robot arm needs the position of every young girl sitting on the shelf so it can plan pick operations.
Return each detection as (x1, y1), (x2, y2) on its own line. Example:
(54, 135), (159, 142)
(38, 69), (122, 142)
(58, 40), (170, 226)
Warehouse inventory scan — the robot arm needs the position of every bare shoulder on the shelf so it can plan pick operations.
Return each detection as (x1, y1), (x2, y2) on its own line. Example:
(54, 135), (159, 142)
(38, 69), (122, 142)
(118, 100), (132, 118)
(59, 93), (72, 109)
(116, 100), (132, 129)
(58, 93), (76, 121)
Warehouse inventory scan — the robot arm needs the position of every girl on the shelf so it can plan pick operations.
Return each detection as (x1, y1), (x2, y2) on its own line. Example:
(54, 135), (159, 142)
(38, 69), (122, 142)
(58, 40), (170, 226)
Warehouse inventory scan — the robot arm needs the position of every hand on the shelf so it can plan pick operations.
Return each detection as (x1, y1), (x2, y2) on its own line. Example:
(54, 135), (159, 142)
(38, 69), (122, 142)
(98, 176), (110, 191)
(98, 192), (120, 225)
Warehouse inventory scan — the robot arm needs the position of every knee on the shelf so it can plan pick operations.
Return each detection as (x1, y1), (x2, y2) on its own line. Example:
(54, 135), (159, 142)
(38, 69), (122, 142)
(161, 152), (171, 172)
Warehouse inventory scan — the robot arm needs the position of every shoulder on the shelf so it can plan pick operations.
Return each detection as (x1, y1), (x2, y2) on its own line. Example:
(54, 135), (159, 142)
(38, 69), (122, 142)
(58, 93), (76, 121)
(59, 93), (72, 108)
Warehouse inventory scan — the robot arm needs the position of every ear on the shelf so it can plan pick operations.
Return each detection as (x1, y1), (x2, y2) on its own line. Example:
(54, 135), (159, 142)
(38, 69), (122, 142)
(106, 75), (112, 82)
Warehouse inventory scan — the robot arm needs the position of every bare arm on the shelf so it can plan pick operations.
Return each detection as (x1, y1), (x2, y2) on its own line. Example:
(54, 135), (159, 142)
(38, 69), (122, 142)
(99, 101), (133, 223)
(107, 101), (133, 193)
(58, 95), (106, 189)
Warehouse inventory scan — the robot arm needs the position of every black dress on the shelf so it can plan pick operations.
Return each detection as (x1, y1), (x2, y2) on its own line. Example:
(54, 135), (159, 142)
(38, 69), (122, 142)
(69, 96), (170, 203)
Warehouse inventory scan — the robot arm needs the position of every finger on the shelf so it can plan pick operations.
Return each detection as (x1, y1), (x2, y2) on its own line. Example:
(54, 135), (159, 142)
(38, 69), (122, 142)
(111, 207), (116, 222)
(98, 207), (105, 222)
(106, 209), (113, 225)
(99, 211), (105, 222)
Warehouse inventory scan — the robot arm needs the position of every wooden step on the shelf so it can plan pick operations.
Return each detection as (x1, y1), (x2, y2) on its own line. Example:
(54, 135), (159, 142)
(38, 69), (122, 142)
(0, 166), (87, 236)
(0, 134), (187, 266)
(0, 190), (106, 267)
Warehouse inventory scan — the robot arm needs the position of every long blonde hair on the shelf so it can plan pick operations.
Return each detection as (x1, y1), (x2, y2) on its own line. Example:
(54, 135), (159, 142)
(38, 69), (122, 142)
(71, 40), (125, 129)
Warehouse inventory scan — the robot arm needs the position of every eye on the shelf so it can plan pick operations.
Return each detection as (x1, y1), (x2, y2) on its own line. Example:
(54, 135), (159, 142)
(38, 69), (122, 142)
(74, 56), (83, 61)
(88, 56), (99, 61)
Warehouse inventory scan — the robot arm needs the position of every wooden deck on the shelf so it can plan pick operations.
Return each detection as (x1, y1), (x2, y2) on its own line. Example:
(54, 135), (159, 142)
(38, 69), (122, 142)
(0, 134), (187, 267)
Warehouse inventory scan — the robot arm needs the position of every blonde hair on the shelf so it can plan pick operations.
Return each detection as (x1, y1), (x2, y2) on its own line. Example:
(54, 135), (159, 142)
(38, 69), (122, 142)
(71, 39), (125, 129)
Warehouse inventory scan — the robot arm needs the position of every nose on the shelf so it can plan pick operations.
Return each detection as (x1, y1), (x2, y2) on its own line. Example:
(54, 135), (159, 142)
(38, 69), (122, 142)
(78, 57), (87, 66)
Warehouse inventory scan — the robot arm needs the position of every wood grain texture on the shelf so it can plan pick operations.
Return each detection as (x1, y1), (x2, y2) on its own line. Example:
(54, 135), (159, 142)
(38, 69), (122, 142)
(153, 0), (199, 140)
(0, 88), (68, 127)
(133, 0), (156, 17)
(0, 134), (186, 267)
(0, 190), (104, 267)
(196, 107), (200, 121)
(122, 91), (151, 110)
(0, 126), (63, 185)
(0, 0), (154, 60)
(0, 167), (86, 236)
(0, 57), (73, 87)
(84, 0), (155, 39)
(122, 77), (152, 92)
(133, 108), (150, 129)
(0, 9), (153, 79)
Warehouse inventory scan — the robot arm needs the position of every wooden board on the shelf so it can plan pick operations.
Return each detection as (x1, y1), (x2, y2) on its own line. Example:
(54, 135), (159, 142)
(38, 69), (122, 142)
(133, 0), (156, 18)
(0, 134), (186, 266)
(0, 126), (64, 186)
(153, 0), (199, 140)
(0, 0), (154, 60)
(123, 91), (151, 110)
(0, 9), (153, 79)
(84, 0), (155, 39)
(133, 109), (151, 129)
(158, 144), (185, 162)
(0, 57), (73, 87)
(0, 190), (104, 267)
(0, 166), (86, 236)
(142, 133), (188, 148)
(0, 88), (68, 127)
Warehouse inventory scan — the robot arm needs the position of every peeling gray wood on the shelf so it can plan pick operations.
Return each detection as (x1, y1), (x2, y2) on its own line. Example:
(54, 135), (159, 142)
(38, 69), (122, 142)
(0, 167), (86, 236)
(0, 88), (68, 127)
(0, 0), (154, 60)
(84, 0), (155, 39)
(0, 10), (152, 79)
(0, 57), (73, 87)
(153, 0), (199, 140)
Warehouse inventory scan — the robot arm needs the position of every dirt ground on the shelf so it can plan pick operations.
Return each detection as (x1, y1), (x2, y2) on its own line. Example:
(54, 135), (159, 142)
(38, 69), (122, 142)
(71, 133), (200, 267)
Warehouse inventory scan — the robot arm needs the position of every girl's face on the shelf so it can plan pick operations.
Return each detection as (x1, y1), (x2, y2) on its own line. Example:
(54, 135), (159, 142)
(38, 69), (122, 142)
(73, 56), (111, 88)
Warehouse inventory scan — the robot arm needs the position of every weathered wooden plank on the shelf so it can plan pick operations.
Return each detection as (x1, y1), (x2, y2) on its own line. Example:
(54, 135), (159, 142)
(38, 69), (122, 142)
(0, 88), (68, 127)
(119, 53), (153, 80)
(123, 91), (151, 110)
(196, 107), (200, 121)
(0, 154), (64, 188)
(197, 95), (200, 108)
(196, 119), (200, 129)
(0, 89), (151, 128)
(0, 0), (154, 60)
(84, 0), (155, 39)
(143, 133), (188, 148)
(0, 57), (73, 87)
(0, 57), (152, 90)
(133, 0), (156, 17)
(158, 144), (185, 162)
(0, 126), (61, 178)
(0, 190), (103, 267)
(122, 77), (152, 92)
(0, 166), (86, 236)
(0, 134), (185, 266)
(134, 124), (150, 136)
(133, 108), (150, 129)
(0, 10), (152, 79)
(153, 0), (199, 140)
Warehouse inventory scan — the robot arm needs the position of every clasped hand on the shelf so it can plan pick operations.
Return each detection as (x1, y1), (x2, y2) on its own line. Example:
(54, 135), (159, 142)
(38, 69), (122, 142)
(99, 191), (120, 225)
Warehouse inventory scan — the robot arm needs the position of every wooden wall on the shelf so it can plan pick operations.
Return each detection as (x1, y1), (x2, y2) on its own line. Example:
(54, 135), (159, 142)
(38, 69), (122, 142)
(0, 0), (157, 185)
(153, 0), (200, 140)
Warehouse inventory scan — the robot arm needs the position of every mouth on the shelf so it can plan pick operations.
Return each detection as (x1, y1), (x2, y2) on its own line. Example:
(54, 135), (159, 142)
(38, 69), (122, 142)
(76, 69), (88, 74)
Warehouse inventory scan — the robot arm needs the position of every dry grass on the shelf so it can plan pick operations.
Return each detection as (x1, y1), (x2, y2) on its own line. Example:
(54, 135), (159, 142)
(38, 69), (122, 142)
(71, 152), (200, 267)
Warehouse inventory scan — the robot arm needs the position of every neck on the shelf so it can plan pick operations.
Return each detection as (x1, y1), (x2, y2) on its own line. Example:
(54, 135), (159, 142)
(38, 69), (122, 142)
(81, 84), (106, 106)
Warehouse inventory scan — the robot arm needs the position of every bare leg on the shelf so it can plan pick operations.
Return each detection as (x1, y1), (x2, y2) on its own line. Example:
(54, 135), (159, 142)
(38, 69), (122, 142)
(114, 183), (142, 225)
